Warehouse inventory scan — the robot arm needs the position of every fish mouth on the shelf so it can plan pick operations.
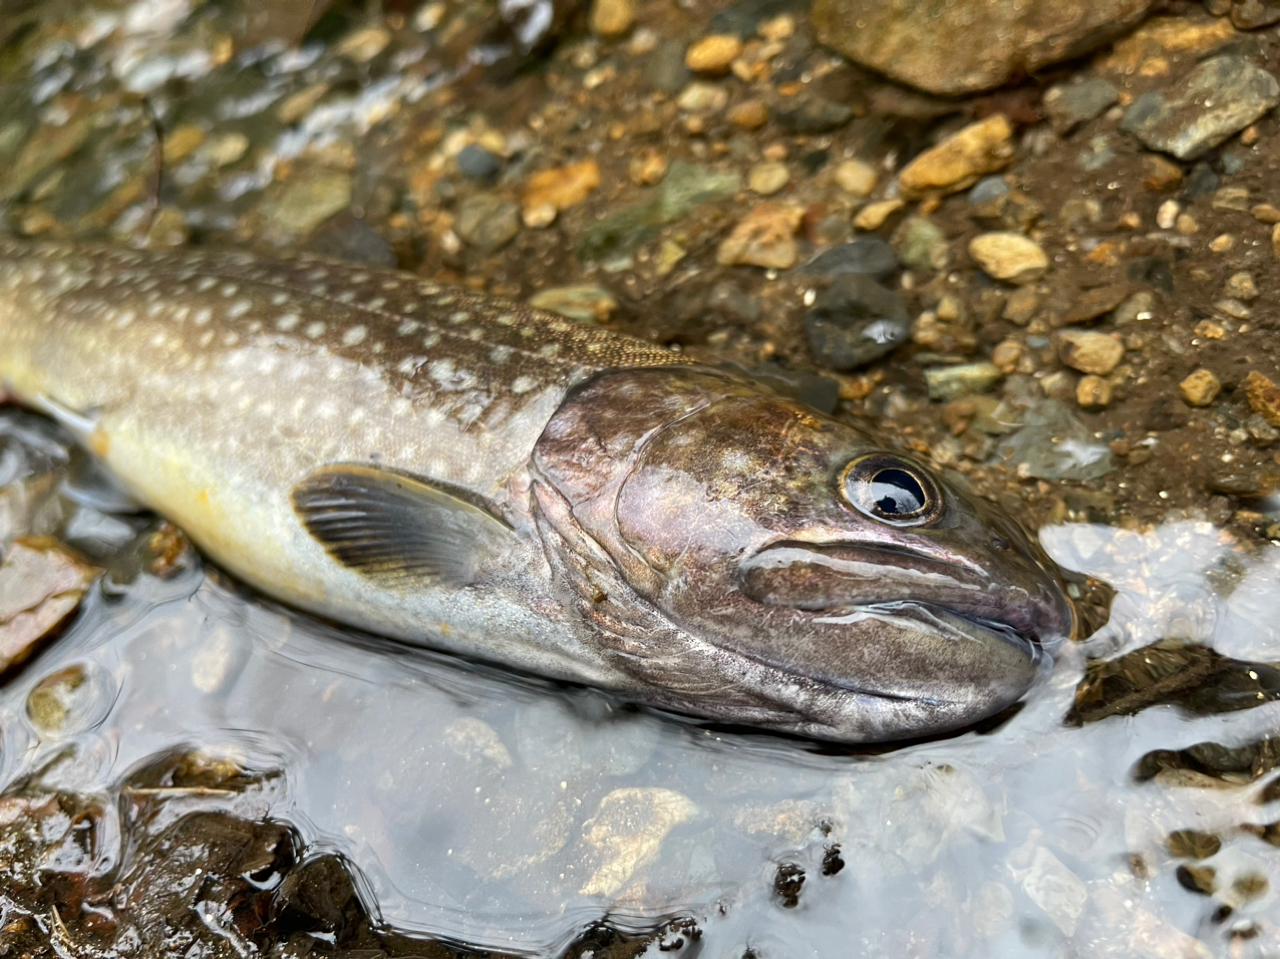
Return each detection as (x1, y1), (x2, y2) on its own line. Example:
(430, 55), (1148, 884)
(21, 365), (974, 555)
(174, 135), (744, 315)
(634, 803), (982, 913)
(737, 540), (1067, 652)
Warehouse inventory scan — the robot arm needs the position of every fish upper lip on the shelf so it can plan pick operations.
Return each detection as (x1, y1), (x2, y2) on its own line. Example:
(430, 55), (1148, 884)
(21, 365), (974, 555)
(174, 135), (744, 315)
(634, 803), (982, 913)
(741, 539), (1064, 650)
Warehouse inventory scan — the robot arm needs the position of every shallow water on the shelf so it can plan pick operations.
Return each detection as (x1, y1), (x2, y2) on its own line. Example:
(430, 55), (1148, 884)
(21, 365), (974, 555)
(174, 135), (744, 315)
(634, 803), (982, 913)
(2, 408), (1279, 957)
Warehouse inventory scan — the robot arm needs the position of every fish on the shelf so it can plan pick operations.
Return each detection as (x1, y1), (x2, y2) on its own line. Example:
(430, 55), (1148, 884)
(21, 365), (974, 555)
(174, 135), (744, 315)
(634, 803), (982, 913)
(0, 238), (1073, 742)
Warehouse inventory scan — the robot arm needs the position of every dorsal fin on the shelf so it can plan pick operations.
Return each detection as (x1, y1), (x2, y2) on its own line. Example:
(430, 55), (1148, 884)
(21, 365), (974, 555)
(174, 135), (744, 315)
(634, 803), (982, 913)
(291, 464), (515, 588)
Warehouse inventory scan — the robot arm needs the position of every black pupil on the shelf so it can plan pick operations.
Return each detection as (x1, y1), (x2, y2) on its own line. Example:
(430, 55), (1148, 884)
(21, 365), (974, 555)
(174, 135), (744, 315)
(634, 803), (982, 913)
(869, 468), (926, 516)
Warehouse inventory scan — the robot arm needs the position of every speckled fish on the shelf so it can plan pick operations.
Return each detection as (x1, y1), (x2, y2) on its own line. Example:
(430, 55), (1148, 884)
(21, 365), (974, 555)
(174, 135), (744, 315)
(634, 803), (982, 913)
(0, 238), (1072, 742)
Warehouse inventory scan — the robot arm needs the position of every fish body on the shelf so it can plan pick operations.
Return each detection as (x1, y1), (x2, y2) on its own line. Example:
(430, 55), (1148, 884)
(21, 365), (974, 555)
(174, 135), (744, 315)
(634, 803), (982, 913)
(0, 239), (1072, 742)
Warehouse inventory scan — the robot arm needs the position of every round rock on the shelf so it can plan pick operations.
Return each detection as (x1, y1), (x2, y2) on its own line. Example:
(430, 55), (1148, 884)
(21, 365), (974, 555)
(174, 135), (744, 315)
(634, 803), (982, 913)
(969, 232), (1048, 284)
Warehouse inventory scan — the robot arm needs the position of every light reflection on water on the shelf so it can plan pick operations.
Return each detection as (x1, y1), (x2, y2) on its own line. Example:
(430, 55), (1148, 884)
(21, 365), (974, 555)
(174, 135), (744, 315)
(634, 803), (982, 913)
(2, 416), (1280, 955)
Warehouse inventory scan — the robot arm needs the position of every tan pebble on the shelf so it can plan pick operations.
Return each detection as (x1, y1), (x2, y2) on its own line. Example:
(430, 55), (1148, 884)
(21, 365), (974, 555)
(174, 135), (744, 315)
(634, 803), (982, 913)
(162, 124), (205, 164)
(897, 115), (1014, 199)
(1252, 202), (1280, 224)
(1140, 154), (1183, 191)
(628, 149), (668, 185)
(992, 340), (1022, 373)
(716, 202), (804, 269)
(1209, 233), (1235, 252)
(589, 0), (635, 37)
(1039, 370), (1076, 403)
(522, 202), (557, 229)
(1272, 222), (1280, 260)
(523, 159), (601, 212)
(969, 232), (1048, 285)
(1077, 375), (1112, 409)
(1117, 211), (1141, 229)
(758, 14), (795, 41)
(336, 26), (391, 63)
(1242, 124), (1261, 146)
(853, 199), (903, 231)
(748, 161), (789, 195)
(728, 100), (769, 129)
(677, 82), (728, 113)
(1156, 199), (1179, 230)
(834, 159), (877, 197)
(1180, 368), (1221, 407)
(1224, 271), (1258, 301)
(1057, 329), (1124, 375)
(1245, 370), (1280, 426)
(1175, 213), (1198, 234)
(686, 35), (742, 74)
(762, 143), (787, 162)
(277, 83), (330, 124)
(1195, 318), (1227, 338)
(1003, 286), (1039, 325)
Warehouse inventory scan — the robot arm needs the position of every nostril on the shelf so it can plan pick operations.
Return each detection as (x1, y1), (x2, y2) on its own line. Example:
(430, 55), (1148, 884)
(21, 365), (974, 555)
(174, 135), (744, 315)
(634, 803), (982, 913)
(990, 534), (1010, 552)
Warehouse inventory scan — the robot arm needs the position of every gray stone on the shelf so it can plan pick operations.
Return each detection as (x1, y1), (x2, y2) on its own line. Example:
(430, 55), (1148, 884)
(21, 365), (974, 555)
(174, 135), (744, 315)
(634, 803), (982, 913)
(1121, 55), (1280, 160)
(804, 275), (910, 370)
(799, 238), (899, 280)
(1043, 78), (1119, 134)
(455, 193), (520, 251)
(924, 363), (1004, 401)
(812, 0), (1155, 96)
(644, 41), (690, 93)
(775, 97), (854, 134)
(967, 176), (1009, 204)
(1232, 0), (1280, 29)
(456, 144), (502, 180)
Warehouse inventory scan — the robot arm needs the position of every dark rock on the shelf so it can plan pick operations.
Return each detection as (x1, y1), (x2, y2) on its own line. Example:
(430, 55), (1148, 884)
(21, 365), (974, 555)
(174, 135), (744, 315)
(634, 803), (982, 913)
(1120, 55), (1280, 160)
(274, 854), (366, 941)
(967, 175), (1009, 204)
(1184, 161), (1220, 198)
(775, 97), (853, 134)
(1127, 256), (1174, 294)
(773, 862), (805, 908)
(706, 282), (763, 323)
(302, 212), (396, 267)
(1063, 283), (1131, 324)
(709, 0), (807, 36)
(1144, 398), (1189, 431)
(799, 237), (899, 280)
(804, 275), (910, 370)
(1043, 77), (1120, 134)
(456, 143), (502, 180)
(812, 0), (1155, 95)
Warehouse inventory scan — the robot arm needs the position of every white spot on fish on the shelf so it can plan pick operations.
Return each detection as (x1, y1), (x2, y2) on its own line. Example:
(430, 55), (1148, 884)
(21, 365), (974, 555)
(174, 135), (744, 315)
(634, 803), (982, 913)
(222, 332), (240, 347)
(195, 276), (217, 292)
(392, 396), (413, 416)
(428, 358), (455, 383)
(397, 319), (421, 335)
(538, 342), (560, 358)
(396, 356), (426, 375)
(198, 330), (215, 347)
(367, 297), (386, 311)
(337, 290), (356, 304)
(276, 313), (300, 332)
(448, 310), (471, 324)
(305, 321), (326, 339)
(511, 375), (537, 394)
(227, 299), (253, 319)
(307, 267), (329, 281)
(489, 345), (513, 363)
(270, 291), (290, 306)
(422, 331), (441, 348)
(494, 313), (517, 326)
(220, 283), (239, 297)
(194, 307), (213, 326)
(342, 325), (368, 346)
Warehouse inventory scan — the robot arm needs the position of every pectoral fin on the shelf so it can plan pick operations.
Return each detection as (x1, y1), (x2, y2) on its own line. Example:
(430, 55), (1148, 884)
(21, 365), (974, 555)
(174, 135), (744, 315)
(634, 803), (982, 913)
(292, 464), (515, 588)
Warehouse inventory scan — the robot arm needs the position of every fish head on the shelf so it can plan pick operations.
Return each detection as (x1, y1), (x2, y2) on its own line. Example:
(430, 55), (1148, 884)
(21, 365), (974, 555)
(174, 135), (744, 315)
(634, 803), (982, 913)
(533, 368), (1073, 742)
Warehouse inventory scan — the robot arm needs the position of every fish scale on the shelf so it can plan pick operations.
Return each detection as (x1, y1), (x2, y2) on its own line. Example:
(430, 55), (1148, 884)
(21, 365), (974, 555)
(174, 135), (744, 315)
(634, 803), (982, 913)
(0, 237), (1072, 743)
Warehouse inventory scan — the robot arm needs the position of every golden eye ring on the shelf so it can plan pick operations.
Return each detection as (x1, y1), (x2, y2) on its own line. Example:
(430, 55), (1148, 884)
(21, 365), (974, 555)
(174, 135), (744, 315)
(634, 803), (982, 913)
(838, 454), (942, 527)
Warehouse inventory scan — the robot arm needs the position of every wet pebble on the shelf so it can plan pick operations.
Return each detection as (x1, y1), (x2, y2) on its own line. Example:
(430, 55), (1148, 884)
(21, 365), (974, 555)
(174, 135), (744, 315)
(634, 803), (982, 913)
(1244, 370), (1280, 426)
(897, 115), (1014, 199)
(924, 363), (1003, 401)
(833, 159), (877, 196)
(748, 161), (790, 195)
(800, 237), (899, 279)
(456, 143), (501, 181)
(1140, 154), (1184, 191)
(804, 275), (910, 369)
(579, 787), (697, 896)
(728, 99), (769, 129)
(25, 663), (114, 736)
(893, 216), (949, 271)
(1077, 374), (1112, 408)
(685, 35), (742, 74)
(1180, 368), (1221, 407)
(336, 26), (391, 63)
(529, 283), (619, 323)
(590, 0), (635, 37)
(677, 81), (729, 113)
(1043, 77), (1119, 133)
(259, 170), (354, 243)
(715, 201), (804, 269)
(854, 199), (903, 231)
(1058, 329), (1124, 375)
(1223, 271), (1258, 301)
(455, 193), (520, 251)
(1121, 55), (1280, 160)
(0, 539), (98, 678)
(969, 231), (1047, 284)
(523, 159), (601, 216)
(774, 97), (854, 134)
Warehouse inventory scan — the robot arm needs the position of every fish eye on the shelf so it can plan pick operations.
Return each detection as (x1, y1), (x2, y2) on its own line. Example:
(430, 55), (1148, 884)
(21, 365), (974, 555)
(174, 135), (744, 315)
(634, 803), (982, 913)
(838, 455), (941, 526)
